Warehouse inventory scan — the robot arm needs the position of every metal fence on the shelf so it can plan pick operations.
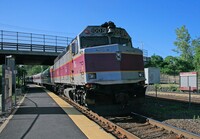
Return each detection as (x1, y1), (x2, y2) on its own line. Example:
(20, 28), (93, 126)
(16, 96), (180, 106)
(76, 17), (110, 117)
(0, 30), (73, 53)
(160, 74), (179, 84)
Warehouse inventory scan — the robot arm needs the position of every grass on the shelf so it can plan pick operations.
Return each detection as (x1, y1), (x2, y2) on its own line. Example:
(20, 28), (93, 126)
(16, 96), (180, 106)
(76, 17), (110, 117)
(148, 83), (180, 92)
(159, 84), (179, 87)
(134, 97), (200, 121)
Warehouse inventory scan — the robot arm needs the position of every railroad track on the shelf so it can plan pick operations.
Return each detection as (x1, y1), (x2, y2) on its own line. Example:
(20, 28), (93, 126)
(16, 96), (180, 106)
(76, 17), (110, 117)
(146, 92), (200, 104)
(60, 95), (200, 139)
(146, 95), (200, 107)
(107, 112), (200, 139)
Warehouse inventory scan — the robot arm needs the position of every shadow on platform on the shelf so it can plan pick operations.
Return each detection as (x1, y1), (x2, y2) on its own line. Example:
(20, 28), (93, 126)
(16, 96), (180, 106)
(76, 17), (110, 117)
(15, 107), (66, 115)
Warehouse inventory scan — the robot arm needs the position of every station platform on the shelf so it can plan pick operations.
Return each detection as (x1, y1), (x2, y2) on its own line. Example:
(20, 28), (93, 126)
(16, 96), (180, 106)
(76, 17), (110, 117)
(0, 84), (115, 139)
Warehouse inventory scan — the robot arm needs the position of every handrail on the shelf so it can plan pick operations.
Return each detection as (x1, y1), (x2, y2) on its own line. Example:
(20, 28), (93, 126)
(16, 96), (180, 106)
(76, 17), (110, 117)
(0, 30), (73, 53)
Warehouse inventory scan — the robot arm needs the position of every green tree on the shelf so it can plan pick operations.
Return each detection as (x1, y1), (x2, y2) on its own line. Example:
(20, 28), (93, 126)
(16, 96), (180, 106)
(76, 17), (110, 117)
(145, 54), (163, 68)
(24, 65), (49, 76)
(16, 65), (27, 87)
(161, 56), (175, 75)
(173, 25), (193, 63)
(161, 56), (193, 75)
(192, 37), (200, 70)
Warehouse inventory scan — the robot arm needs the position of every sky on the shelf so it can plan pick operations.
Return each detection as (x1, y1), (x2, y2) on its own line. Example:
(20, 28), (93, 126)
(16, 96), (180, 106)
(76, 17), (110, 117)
(0, 0), (200, 58)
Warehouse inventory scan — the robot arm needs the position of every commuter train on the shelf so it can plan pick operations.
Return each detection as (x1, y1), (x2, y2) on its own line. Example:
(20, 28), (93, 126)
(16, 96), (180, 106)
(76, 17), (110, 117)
(27, 22), (146, 106)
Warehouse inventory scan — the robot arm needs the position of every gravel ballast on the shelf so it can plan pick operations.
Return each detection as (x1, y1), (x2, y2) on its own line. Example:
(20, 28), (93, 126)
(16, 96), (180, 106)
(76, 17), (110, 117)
(164, 119), (200, 135)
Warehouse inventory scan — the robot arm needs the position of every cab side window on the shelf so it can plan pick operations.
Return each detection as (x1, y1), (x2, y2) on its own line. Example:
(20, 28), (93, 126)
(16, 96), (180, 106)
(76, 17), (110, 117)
(71, 39), (78, 55)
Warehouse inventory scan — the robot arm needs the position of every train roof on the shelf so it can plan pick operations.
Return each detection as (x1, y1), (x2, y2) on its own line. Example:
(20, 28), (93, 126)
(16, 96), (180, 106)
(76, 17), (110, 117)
(54, 22), (131, 63)
(78, 25), (130, 39)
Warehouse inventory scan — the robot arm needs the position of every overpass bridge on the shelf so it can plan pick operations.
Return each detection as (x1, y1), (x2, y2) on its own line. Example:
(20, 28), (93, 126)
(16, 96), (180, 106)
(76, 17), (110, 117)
(0, 30), (72, 65)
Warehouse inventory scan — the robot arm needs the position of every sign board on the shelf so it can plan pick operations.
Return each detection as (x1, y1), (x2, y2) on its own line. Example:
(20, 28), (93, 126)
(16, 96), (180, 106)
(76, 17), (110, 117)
(1, 65), (13, 112)
(5, 70), (12, 98)
(4, 69), (12, 111)
(180, 72), (197, 91)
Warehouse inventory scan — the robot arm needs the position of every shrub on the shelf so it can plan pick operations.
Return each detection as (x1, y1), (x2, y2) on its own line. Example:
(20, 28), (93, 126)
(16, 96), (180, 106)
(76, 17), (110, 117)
(169, 85), (179, 92)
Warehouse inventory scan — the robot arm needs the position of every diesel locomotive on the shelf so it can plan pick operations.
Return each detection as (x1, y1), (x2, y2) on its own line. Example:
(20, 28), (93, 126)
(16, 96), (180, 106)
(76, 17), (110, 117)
(28, 22), (146, 106)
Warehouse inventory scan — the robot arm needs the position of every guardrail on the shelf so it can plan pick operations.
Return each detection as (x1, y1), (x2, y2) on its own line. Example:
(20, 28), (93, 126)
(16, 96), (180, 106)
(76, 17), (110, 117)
(0, 30), (73, 53)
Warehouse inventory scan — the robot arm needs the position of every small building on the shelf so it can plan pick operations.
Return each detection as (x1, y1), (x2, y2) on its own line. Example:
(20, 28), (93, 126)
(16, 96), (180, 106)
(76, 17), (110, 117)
(145, 67), (160, 84)
(179, 72), (198, 91)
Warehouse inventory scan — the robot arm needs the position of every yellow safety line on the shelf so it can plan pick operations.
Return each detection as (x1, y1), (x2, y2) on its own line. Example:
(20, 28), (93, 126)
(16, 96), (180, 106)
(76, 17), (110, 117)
(46, 91), (115, 139)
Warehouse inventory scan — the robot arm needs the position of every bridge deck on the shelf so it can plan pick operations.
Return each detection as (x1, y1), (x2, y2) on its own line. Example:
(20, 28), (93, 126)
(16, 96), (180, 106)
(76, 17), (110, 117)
(0, 30), (72, 65)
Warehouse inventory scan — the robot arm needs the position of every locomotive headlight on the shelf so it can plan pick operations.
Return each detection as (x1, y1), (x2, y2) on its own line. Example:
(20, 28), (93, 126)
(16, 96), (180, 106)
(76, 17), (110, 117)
(88, 73), (96, 79)
(138, 72), (144, 77)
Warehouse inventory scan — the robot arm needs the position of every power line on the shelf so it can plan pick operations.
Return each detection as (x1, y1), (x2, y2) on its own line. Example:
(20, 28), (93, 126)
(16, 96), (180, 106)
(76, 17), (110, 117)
(0, 22), (76, 36)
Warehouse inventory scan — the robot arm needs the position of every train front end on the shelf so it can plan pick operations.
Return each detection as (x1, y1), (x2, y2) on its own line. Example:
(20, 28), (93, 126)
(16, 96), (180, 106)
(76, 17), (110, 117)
(79, 22), (146, 104)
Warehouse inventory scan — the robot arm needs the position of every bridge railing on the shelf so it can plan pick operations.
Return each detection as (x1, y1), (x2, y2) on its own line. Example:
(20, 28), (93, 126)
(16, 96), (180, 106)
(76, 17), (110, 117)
(0, 30), (73, 53)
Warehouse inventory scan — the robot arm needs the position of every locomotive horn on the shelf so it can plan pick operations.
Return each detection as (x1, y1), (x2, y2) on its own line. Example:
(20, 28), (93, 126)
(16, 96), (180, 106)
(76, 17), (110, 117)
(107, 21), (116, 34)
(101, 22), (108, 27)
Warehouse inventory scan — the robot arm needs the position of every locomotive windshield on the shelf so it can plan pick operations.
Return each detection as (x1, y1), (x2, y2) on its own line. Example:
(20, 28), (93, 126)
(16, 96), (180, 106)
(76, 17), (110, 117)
(80, 24), (132, 48)
(80, 36), (131, 48)
(81, 36), (109, 48)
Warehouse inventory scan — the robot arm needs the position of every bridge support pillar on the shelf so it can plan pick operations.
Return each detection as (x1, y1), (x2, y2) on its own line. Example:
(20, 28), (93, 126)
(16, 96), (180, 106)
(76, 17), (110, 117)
(4, 55), (16, 107)
(1, 55), (15, 112)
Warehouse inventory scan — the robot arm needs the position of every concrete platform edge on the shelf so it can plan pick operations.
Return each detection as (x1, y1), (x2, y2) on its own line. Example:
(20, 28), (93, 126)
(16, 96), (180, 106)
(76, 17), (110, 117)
(0, 94), (27, 133)
(45, 89), (116, 139)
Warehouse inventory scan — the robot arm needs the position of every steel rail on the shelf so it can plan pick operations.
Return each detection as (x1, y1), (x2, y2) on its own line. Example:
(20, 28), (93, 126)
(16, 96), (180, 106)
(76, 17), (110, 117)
(61, 95), (200, 139)
(131, 112), (200, 139)
(146, 94), (200, 105)
(148, 119), (200, 139)
(61, 95), (139, 139)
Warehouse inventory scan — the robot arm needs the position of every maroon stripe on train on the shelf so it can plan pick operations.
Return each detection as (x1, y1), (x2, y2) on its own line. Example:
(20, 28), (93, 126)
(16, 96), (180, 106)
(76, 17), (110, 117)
(120, 54), (144, 70)
(85, 53), (144, 72)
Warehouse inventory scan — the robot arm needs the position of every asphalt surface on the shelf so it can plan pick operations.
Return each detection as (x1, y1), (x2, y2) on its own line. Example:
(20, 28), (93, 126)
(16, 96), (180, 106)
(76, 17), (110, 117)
(0, 85), (87, 139)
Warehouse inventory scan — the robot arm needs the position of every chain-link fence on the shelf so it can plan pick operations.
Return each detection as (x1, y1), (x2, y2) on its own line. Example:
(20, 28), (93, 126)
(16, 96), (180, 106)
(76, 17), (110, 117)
(160, 74), (179, 84)
(0, 88), (25, 113)
(146, 84), (180, 93)
(14, 88), (25, 106)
